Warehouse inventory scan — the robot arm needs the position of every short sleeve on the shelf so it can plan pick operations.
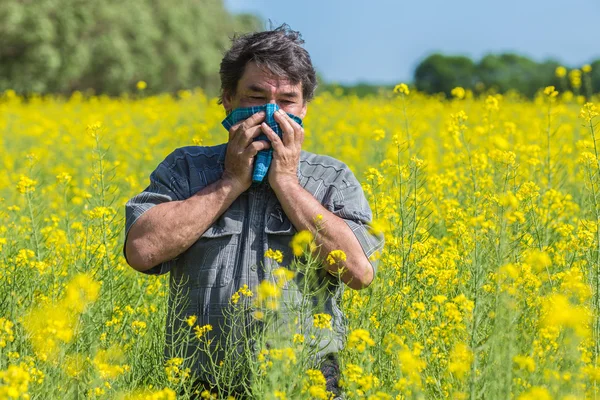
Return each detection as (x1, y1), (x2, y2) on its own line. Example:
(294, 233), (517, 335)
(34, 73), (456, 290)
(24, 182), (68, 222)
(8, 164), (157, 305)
(123, 150), (190, 275)
(331, 182), (385, 278)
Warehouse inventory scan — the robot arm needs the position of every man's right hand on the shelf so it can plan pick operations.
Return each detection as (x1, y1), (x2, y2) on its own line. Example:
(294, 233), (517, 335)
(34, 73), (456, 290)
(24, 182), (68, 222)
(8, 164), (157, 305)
(222, 110), (271, 193)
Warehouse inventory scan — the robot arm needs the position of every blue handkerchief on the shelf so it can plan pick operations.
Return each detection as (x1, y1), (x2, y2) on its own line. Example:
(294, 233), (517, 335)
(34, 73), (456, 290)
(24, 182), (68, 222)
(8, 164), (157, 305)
(221, 104), (303, 184)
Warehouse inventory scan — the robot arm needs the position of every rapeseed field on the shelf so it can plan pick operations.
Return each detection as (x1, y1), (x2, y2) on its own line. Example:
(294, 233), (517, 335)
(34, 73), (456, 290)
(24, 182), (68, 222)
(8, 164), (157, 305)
(1, 82), (600, 399)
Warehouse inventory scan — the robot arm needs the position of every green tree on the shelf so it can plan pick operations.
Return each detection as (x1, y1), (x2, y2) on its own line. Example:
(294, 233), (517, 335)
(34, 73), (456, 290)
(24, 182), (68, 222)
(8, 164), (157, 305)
(476, 53), (559, 97)
(414, 54), (477, 96)
(0, 0), (262, 95)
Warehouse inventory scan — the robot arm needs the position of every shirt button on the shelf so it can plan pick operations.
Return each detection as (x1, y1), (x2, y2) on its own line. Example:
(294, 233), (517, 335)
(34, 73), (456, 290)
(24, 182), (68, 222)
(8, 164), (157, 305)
(251, 265), (257, 272)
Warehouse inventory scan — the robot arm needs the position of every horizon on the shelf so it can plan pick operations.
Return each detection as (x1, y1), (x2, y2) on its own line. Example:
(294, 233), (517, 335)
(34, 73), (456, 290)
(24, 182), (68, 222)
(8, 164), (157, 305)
(225, 0), (600, 85)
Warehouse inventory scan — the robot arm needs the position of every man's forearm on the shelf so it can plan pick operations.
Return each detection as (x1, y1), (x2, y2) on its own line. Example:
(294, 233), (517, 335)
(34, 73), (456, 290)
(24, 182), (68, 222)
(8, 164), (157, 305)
(272, 180), (374, 290)
(125, 178), (242, 272)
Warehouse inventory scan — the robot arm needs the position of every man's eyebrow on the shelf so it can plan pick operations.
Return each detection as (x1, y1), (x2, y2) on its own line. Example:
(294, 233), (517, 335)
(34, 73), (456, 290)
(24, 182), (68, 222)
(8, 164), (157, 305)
(245, 84), (300, 98)
(280, 91), (300, 98)
(247, 84), (267, 93)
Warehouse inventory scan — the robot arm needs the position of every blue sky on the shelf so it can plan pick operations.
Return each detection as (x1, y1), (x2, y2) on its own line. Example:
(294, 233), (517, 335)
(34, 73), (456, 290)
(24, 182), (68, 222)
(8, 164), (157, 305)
(225, 0), (600, 85)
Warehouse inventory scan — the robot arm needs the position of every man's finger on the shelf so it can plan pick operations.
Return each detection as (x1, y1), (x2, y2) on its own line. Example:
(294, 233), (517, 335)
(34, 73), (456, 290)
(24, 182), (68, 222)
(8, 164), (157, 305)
(245, 140), (271, 157)
(239, 125), (264, 147)
(274, 110), (294, 146)
(261, 122), (284, 151)
(240, 111), (266, 131)
(229, 111), (265, 140)
(285, 114), (305, 144)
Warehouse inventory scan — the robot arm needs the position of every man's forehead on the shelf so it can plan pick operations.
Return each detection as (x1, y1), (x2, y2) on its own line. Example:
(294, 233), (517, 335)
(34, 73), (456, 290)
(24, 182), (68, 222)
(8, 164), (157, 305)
(239, 63), (300, 92)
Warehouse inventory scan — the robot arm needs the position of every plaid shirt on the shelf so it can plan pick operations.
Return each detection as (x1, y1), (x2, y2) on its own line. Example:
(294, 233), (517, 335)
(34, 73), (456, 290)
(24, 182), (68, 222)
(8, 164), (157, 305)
(123, 143), (384, 385)
(222, 104), (303, 184)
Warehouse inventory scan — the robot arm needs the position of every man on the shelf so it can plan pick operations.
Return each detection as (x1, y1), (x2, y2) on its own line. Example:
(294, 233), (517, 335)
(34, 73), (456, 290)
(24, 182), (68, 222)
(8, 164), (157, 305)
(123, 24), (384, 398)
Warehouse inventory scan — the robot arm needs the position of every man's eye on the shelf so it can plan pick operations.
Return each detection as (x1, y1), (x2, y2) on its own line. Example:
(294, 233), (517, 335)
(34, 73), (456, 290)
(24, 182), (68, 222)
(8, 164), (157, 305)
(250, 96), (264, 100)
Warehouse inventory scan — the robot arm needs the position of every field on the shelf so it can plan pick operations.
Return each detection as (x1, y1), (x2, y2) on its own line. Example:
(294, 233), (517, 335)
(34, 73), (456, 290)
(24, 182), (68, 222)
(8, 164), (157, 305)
(1, 86), (600, 399)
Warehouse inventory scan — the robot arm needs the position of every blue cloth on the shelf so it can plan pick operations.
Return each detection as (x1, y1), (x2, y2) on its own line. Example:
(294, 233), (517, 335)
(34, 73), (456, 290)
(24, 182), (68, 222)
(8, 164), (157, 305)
(221, 104), (303, 184)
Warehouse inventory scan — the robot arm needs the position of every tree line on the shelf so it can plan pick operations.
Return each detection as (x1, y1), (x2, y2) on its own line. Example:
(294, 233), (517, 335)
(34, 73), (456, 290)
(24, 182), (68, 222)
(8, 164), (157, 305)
(413, 53), (599, 98)
(0, 0), (261, 96)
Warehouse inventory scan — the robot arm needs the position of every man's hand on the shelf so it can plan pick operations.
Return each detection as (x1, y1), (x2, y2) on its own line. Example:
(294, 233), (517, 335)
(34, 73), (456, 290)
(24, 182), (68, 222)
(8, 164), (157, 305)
(261, 109), (304, 192)
(223, 110), (271, 193)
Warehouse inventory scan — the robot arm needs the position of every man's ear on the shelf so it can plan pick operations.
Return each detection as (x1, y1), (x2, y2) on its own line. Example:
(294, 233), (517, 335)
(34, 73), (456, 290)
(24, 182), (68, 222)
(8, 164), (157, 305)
(222, 90), (233, 114)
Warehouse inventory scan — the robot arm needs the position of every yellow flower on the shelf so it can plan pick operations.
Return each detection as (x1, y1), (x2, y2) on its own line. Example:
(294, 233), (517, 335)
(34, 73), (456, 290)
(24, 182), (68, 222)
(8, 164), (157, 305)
(165, 357), (190, 385)
(255, 280), (282, 310)
(518, 386), (552, 400)
(136, 80), (147, 90)
(485, 95), (499, 111)
(313, 313), (332, 330)
(555, 65), (567, 78)
(0, 364), (31, 399)
(582, 64), (592, 73)
(394, 83), (410, 95)
(451, 86), (466, 99)
(541, 294), (590, 337)
(265, 248), (284, 264)
(274, 390), (287, 399)
(63, 273), (101, 313)
(0, 318), (14, 349)
(513, 355), (535, 372)
(293, 333), (305, 344)
(543, 85), (558, 98)
(448, 343), (473, 379)
(290, 230), (314, 257)
(302, 369), (329, 400)
(373, 129), (386, 141)
(326, 249), (347, 265)
(231, 284), (254, 305)
(569, 69), (582, 88)
(131, 320), (147, 336)
(239, 284), (253, 297)
(16, 175), (37, 194)
(56, 172), (72, 184)
(93, 346), (130, 380)
(185, 315), (197, 327)
(194, 324), (213, 340)
(580, 102), (598, 124)
(347, 328), (375, 352)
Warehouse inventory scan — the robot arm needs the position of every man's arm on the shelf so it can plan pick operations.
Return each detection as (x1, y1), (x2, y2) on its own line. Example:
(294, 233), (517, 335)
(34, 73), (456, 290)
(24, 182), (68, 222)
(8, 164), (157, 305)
(272, 180), (377, 290)
(261, 109), (382, 290)
(125, 178), (242, 272)
(125, 111), (269, 272)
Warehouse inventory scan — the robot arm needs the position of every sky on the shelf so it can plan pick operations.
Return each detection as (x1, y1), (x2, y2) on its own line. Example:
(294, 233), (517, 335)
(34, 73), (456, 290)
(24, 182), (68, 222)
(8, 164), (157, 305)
(225, 0), (600, 85)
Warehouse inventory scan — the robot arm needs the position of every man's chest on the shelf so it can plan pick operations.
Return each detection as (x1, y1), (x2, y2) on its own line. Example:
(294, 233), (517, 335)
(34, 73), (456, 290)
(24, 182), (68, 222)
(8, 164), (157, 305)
(171, 183), (301, 291)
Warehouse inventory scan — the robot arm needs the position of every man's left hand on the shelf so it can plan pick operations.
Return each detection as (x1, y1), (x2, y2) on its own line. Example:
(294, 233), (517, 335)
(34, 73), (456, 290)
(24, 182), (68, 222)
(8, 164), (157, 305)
(260, 109), (304, 192)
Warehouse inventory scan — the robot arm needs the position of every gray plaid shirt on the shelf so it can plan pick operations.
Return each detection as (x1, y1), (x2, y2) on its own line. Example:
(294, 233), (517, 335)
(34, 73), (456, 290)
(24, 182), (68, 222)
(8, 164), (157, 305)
(123, 143), (384, 382)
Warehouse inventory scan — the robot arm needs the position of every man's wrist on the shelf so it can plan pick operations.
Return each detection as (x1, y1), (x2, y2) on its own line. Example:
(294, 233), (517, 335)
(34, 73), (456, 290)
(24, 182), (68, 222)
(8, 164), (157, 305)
(220, 172), (249, 197)
(271, 175), (301, 194)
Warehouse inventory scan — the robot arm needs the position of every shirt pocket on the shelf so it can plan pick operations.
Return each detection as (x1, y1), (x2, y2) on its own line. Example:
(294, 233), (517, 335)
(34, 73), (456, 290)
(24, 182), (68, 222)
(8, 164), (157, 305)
(183, 208), (244, 288)
(264, 204), (297, 266)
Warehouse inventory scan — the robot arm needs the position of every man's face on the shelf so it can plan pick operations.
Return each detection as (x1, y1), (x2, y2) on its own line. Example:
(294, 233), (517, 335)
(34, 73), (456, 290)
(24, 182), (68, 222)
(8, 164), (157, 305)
(223, 61), (307, 119)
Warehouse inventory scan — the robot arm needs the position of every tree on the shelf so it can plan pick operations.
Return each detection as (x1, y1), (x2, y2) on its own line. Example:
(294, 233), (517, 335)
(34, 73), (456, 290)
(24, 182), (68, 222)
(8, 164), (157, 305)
(414, 54), (477, 96)
(0, 0), (263, 95)
(476, 53), (559, 97)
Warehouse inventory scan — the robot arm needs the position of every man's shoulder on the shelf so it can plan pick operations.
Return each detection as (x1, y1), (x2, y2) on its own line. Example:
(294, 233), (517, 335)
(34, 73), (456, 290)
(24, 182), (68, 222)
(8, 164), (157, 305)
(164, 143), (227, 171)
(299, 150), (358, 191)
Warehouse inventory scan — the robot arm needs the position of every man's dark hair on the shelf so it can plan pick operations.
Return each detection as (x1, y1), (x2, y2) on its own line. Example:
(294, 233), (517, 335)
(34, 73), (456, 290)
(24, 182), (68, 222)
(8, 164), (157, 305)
(219, 24), (318, 104)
